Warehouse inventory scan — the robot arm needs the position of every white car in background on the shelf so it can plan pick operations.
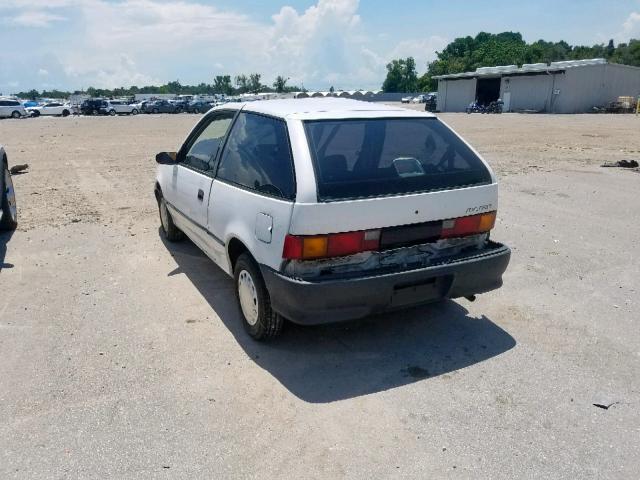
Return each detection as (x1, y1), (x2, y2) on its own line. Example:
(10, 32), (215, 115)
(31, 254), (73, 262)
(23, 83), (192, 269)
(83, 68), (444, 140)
(412, 94), (427, 103)
(154, 98), (510, 340)
(27, 102), (74, 117)
(0, 98), (29, 119)
(100, 100), (140, 116)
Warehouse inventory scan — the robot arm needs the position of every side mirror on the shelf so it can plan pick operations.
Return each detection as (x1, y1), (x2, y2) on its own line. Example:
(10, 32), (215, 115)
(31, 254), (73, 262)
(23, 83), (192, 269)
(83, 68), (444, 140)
(156, 151), (177, 164)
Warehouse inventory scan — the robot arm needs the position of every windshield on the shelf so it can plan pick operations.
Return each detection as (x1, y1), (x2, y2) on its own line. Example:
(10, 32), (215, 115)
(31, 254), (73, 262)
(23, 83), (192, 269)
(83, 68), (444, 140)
(304, 117), (492, 201)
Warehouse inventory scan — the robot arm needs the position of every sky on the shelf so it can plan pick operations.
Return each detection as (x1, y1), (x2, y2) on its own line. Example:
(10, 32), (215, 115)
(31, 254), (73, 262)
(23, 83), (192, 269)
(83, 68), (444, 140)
(1, 0), (640, 94)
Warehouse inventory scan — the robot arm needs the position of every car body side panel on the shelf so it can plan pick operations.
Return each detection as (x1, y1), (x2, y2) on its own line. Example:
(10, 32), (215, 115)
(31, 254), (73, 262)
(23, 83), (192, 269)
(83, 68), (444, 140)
(207, 180), (294, 274)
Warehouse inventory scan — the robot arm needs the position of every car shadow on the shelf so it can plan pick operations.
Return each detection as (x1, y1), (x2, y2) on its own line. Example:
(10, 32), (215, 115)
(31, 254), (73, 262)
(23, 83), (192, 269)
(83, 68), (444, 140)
(0, 229), (14, 271)
(162, 233), (516, 403)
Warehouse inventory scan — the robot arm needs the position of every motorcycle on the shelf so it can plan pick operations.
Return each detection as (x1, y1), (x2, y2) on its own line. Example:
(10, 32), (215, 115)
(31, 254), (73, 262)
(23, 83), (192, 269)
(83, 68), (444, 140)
(465, 101), (486, 114)
(487, 99), (504, 114)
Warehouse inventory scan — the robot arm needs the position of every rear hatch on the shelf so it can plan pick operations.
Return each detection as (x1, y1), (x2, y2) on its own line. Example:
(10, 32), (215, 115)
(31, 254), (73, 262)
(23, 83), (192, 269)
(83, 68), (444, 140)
(289, 116), (497, 239)
(284, 116), (499, 277)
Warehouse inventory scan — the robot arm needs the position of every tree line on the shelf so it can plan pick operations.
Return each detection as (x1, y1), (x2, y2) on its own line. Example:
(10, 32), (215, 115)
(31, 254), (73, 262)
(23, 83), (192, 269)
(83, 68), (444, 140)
(382, 32), (640, 92)
(13, 74), (301, 100)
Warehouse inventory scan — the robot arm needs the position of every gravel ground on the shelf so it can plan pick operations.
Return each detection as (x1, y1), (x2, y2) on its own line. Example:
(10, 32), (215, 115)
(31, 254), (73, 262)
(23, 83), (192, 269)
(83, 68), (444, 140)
(1, 110), (639, 479)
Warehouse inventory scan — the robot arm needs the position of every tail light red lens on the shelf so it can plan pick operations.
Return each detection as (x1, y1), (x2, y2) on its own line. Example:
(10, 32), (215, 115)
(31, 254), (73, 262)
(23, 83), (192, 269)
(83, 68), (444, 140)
(283, 230), (381, 260)
(441, 211), (496, 238)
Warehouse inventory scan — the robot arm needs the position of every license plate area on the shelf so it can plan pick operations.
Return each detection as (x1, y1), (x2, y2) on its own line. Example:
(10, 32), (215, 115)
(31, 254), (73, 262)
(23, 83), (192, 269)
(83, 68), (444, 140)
(391, 276), (450, 307)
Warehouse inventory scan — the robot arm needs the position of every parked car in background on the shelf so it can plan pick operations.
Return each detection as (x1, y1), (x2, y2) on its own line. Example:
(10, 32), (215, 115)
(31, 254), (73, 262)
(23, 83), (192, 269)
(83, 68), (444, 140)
(424, 93), (437, 112)
(80, 99), (108, 115)
(412, 94), (427, 103)
(143, 100), (180, 114)
(0, 98), (28, 119)
(170, 99), (190, 112)
(99, 100), (140, 116)
(27, 102), (74, 117)
(154, 98), (510, 340)
(187, 100), (214, 114)
(401, 95), (413, 103)
(1, 145), (18, 231)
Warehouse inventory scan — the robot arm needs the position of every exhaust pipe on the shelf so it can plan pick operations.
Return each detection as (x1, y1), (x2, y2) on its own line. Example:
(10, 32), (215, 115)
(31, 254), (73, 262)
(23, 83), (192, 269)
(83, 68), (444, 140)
(465, 295), (476, 302)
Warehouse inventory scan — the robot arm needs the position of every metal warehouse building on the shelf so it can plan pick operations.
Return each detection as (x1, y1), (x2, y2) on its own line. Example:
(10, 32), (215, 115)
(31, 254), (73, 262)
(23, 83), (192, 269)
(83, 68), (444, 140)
(433, 58), (640, 113)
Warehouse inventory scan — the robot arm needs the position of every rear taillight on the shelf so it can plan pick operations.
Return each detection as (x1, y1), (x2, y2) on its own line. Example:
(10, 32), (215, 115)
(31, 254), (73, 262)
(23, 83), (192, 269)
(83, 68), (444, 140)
(441, 211), (496, 238)
(283, 230), (381, 260)
(283, 211), (496, 260)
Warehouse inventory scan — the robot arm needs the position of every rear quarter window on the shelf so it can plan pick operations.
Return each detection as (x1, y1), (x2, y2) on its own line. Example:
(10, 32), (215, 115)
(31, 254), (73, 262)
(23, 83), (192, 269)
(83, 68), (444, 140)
(304, 117), (492, 201)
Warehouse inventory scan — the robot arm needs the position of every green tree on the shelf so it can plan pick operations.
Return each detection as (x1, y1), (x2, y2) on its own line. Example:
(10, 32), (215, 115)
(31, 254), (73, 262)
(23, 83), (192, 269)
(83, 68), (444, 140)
(273, 75), (288, 93)
(248, 73), (262, 93)
(382, 57), (418, 92)
(213, 75), (233, 95)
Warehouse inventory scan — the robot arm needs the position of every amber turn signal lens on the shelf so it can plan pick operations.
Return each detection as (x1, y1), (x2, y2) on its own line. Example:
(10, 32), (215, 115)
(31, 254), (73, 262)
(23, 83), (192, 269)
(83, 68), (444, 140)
(302, 236), (328, 259)
(478, 211), (497, 232)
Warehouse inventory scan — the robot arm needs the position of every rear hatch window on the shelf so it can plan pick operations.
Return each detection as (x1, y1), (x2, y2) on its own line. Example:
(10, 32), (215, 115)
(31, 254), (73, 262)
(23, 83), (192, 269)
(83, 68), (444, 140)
(304, 117), (492, 201)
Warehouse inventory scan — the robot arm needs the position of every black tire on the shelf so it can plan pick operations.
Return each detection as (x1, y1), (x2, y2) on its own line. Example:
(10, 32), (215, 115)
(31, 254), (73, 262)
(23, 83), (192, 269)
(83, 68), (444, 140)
(11, 111), (21, 119)
(131, 109), (138, 115)
(109, 109), (116, 116)
(31, 110), (40, 117)
(0, 161), (18, 231)
(158, 195), (183, 242)
(234, 253), (283, 340)
(62, 109), (70, 117)
(152, 108), (159, 114)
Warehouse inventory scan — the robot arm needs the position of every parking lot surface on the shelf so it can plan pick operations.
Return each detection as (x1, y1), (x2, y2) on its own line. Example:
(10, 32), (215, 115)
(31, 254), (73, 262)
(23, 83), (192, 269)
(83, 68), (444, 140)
(1, 112), (639, 479)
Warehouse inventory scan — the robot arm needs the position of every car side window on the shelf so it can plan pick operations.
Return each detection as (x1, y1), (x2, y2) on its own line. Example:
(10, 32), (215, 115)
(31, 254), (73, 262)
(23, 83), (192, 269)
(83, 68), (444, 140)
(182, 112), (235, 173)
(217, 112), (295, 200)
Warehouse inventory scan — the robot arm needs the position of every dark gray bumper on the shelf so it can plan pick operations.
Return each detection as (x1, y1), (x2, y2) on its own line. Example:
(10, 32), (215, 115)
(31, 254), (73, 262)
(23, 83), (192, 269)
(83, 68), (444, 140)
(260, 242), (511, 325)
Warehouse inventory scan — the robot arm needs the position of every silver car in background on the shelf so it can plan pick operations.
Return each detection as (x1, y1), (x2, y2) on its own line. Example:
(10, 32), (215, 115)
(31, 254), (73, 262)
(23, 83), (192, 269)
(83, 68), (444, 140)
(0, 98), (28, 119)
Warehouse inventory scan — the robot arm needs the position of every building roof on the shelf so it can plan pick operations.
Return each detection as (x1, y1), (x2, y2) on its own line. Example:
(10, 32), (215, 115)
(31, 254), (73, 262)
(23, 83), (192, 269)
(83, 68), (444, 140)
(433, 58), (610, 80)
(215, 98), (436, 120)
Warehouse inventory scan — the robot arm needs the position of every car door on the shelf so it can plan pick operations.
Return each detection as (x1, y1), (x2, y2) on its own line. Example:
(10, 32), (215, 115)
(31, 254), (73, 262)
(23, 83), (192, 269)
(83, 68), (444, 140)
(208, 111), (297, 273)
(165, 110), (236, 250)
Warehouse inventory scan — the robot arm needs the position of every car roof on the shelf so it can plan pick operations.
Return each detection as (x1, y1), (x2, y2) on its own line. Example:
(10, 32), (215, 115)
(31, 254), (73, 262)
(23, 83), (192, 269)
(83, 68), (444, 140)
(212, 98), (436, 120)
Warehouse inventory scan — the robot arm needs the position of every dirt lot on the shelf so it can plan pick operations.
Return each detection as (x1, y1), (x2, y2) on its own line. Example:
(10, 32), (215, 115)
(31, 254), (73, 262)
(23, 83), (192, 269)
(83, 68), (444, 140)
(1, 110), (639, 479)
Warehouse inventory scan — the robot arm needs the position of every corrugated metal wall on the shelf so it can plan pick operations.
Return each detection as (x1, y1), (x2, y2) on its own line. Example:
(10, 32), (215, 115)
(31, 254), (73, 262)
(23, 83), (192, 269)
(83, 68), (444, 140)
(437, 78), (476, 112)
(500, 74), (555, 112)
(439, 64), (640, 113)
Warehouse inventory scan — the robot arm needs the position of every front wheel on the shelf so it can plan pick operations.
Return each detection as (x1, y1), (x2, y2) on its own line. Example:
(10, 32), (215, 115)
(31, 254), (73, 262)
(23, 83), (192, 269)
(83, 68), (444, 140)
(234, 253), (283, 340)
(131, 109), (138, 115)
(0, 162), (18, 231)
(11, 111), (21, 119)
(62, 109), (70, 117)
(158, 195), (183, 242)
(109, 110), (116, 116)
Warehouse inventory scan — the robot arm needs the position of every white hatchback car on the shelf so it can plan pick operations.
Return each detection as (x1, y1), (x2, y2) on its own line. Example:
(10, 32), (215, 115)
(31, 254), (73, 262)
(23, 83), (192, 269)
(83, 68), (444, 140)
(154, 99), (510, 339)
(28, 102), (73, 117)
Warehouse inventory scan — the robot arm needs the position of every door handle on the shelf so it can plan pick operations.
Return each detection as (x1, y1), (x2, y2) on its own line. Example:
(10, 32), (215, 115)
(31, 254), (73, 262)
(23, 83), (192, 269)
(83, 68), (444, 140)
(197, 189), (204, 201)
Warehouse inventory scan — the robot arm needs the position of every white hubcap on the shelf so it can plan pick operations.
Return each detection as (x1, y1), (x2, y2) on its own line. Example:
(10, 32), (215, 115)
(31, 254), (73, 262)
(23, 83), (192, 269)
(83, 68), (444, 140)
(238, 270), (259, 325)
(4, 168), (16, 221)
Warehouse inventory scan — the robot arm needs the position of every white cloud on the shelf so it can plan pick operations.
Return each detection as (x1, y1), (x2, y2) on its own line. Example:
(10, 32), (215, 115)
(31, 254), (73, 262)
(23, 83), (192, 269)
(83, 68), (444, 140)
(11, 10), (66, 27)
(37, 68), (49, 76)
(388, 36), (449, 66)
(0, 0), (452, 91)
(619, 11), (640, 40)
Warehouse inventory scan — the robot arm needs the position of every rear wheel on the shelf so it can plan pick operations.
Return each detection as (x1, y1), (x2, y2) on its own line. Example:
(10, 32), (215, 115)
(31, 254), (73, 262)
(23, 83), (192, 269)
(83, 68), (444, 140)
(158, 195), (183, 242)
(131, 109), (138, 115)
(234, 253), (283, 340)
(152, 108), (159, 114)
(11, 111), (21, 119)
(62, 109), (70, 117)
(109, 109), (116, 116)
(0, 162), (18, 231)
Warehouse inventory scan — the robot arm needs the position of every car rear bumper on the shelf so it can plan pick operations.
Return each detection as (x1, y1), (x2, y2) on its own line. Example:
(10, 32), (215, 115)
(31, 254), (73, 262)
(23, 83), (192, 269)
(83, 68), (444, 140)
(260, 242), (510, 325)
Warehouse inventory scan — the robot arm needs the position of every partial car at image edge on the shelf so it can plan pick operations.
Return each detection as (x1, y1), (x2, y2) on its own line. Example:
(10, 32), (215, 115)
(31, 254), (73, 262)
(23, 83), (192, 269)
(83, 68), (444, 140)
(0, 145), (18, 231)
